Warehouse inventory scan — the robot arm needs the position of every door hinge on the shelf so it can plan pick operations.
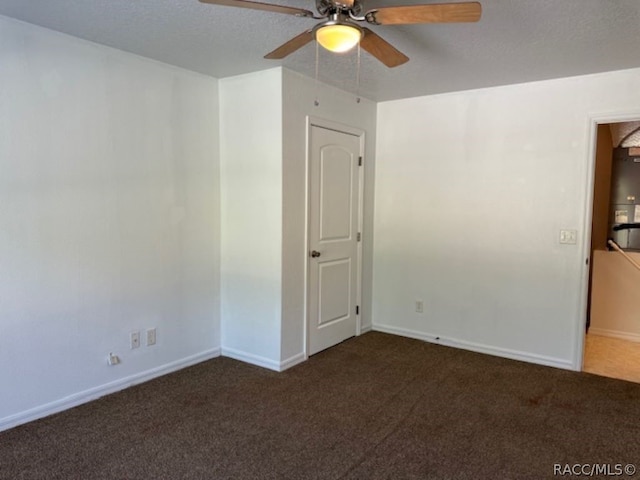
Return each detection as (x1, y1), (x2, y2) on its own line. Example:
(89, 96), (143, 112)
(357, 232), (361, 242)
(356, 305), (360, 315)
(358, 156), (363, 166)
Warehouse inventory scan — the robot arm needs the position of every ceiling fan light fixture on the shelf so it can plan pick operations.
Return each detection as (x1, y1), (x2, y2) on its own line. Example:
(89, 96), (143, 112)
(202, 0), (481, 67)
(315, 24), (362, 53)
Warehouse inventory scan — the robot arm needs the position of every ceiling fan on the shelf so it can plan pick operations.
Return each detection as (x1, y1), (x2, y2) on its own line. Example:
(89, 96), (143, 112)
(199, 0), (481, 68)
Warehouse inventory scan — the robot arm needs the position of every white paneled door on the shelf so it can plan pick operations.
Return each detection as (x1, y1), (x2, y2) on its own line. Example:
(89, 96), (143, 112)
(308, 123), (362, 355)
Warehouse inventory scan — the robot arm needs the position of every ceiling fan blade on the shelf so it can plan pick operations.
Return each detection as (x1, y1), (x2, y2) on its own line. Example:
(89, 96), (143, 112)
(264, 30), (314, 59)
(360, 28), (409, 68)
(199, 0), (314, 18)
(365, 2), (481, 25)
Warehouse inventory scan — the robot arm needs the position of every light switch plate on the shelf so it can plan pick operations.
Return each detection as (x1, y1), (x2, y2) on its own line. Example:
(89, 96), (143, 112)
(559, 229), (578, 245)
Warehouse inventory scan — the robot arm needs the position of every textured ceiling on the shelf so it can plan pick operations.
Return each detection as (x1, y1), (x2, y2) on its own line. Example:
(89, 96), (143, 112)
(1, 0), (640, 101)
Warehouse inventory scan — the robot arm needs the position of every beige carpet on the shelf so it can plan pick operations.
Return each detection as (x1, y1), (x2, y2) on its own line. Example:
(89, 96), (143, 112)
(583, 333), (640, 383)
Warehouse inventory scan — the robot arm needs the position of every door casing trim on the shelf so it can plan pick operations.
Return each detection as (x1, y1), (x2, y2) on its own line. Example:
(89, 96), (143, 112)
(304, 116), (365, 357)
(578, 109), (640, 371)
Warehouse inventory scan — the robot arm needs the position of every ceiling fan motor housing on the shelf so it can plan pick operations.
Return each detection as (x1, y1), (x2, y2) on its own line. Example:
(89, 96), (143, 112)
(313, 12), (362, 34)
(316, 0), (363, 17)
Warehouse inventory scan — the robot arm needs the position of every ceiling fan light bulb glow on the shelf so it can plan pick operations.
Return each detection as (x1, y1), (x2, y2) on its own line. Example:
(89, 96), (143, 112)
(316, 24), (361, 53)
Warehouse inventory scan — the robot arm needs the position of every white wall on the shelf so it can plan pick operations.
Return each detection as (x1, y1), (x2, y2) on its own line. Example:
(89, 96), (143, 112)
(219, 69), (283, 367)
(590, 250), (640, 342)
(281, 69), (377, 362)
(0, 17), (221, 430)
(219, 68), (376, 368)
(374, 68), (640, 370)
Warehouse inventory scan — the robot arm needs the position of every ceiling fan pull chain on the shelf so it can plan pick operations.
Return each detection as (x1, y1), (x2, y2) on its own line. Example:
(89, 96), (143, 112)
(356, 42), (361, 104)
(314, 40), (320, 107)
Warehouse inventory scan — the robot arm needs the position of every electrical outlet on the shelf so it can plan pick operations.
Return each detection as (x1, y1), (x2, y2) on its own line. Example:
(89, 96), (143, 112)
(146, 328), (156, 346)
(131, 331), (140, 349)
(108, 353), (120, 365)
(415, 300), (424, 313)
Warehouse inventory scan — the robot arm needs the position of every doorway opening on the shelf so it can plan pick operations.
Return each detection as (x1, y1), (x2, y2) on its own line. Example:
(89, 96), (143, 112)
(584, 120), (640, 383)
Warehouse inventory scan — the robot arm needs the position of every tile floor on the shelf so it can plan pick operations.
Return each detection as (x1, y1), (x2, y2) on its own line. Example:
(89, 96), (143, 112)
(582, 333), (640, 383)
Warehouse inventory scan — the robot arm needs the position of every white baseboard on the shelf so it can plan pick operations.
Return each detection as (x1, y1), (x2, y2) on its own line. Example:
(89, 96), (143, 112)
(589, 328), (640, 343)
(221, 347), (307, 372)
(0, 348), (221, 433)
(360, 323), (373, 334)
(280, 352), (307, 371)
(221, 347), (281, 371)
(373, 324), (574, 371)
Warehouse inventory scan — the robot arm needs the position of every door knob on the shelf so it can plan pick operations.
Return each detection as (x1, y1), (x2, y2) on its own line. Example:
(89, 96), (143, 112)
(310, 250), (321, 258)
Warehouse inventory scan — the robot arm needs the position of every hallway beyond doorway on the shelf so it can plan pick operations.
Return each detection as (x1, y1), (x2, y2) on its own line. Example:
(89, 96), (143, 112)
(583, 333), (640, 383)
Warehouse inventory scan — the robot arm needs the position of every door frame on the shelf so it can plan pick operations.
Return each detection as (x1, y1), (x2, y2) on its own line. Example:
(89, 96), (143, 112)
(577, 109), (640, 370)
(304, 116), (365, 357)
